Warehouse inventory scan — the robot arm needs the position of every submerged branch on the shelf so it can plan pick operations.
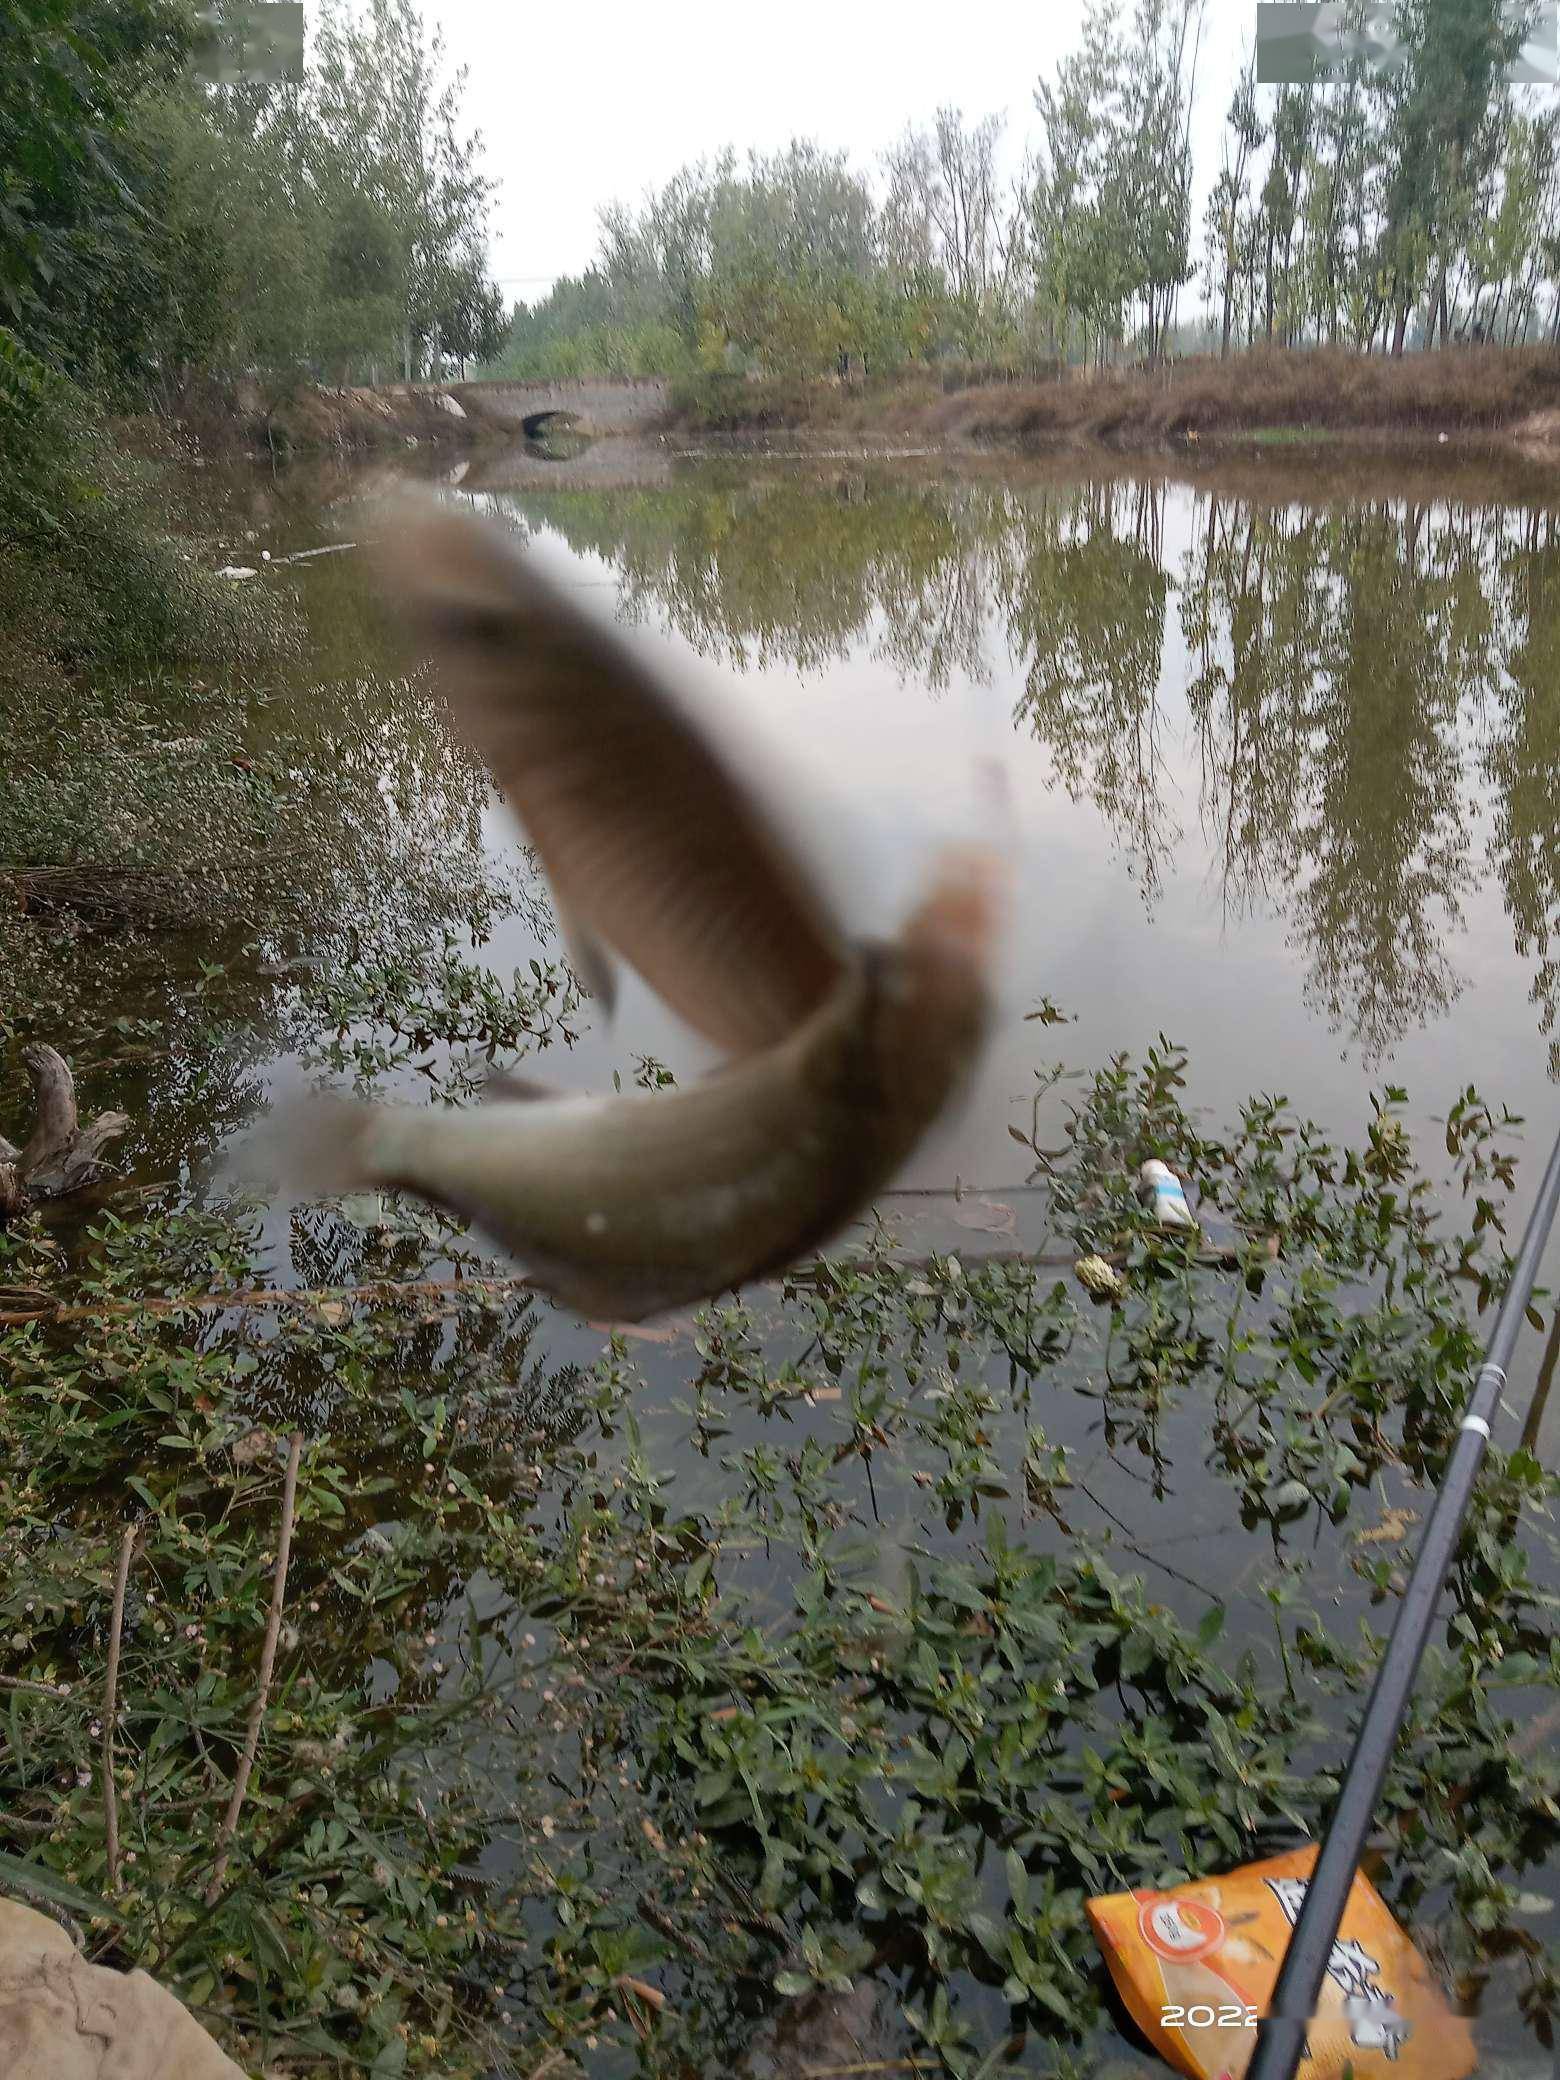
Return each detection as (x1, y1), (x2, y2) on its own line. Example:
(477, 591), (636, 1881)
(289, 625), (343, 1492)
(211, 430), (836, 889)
(3, 861), (248, 929)
(0, 1230), (1286, 1330)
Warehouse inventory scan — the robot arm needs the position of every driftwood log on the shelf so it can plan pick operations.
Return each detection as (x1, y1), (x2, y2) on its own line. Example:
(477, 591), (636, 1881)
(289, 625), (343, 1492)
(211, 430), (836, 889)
(0, 1045), (129, 1219)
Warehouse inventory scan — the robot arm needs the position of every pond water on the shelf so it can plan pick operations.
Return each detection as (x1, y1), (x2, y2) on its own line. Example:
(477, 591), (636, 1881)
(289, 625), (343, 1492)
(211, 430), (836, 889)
(10, 437), (1560, 2078)
(257, 441), (1560, 1404)
(239, 443), (1560, 1180)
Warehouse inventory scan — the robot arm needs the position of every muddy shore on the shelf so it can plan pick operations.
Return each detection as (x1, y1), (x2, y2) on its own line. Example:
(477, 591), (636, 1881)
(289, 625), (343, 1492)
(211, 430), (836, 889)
(128, 345), (1560, 464)
(657, 344), (1560, 457)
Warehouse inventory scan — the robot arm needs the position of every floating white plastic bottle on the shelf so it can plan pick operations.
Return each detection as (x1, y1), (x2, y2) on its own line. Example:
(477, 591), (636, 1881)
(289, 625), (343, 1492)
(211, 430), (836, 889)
(1140, 1159), (1197, 1229)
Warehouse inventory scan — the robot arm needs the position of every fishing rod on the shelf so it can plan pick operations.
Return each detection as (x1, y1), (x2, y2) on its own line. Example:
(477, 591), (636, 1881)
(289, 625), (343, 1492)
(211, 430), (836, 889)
(1248, 1118), (1560, 2080)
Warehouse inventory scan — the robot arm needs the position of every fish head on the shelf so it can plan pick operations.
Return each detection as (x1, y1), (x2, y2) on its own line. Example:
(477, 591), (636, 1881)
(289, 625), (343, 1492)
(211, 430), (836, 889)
(871, 845), (1007, 1124)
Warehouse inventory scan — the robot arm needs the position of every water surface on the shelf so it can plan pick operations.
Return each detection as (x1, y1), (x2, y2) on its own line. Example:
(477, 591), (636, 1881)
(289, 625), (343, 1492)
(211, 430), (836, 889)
(449, 452), (1560, 1201)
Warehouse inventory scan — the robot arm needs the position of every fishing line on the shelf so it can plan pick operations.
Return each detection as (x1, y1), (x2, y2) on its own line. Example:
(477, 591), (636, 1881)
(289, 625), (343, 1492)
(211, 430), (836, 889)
(1248, 1118), (1560, 2080)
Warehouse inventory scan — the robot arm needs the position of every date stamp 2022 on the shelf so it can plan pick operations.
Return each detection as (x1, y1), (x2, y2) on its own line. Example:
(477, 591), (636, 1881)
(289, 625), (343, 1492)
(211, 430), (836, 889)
(1159, 2003), (1260, 2031)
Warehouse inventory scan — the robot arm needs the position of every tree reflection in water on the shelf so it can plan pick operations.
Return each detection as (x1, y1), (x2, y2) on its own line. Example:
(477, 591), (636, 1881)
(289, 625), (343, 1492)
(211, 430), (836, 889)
(504, 461), (1560, 1070)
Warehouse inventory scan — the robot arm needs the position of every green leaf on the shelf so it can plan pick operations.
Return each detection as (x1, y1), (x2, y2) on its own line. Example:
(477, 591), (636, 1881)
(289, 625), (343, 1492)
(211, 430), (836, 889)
(966, 1910), (1007, 1963)
(1494, 1653), (1546, 1684)
(249, 1904), (291, 1972)
(0, 1851), (113, 1920)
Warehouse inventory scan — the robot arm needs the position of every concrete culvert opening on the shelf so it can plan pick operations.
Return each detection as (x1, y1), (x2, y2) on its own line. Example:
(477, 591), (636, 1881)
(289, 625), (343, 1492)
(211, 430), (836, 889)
(522, 409), (578, 440)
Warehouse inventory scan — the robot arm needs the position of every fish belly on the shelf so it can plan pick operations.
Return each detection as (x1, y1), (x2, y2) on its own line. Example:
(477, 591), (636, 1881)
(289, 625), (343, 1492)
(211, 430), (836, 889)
(371, 1089), (857, 1318)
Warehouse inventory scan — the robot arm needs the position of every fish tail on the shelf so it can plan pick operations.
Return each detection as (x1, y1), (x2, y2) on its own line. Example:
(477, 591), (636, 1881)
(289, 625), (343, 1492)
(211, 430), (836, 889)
(219, 1092), (390, 1201)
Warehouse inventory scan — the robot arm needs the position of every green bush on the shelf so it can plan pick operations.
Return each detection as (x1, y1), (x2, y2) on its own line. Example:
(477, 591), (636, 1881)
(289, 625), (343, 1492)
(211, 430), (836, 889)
(664, 370), (818, 432)
(0, 326), (291, 684)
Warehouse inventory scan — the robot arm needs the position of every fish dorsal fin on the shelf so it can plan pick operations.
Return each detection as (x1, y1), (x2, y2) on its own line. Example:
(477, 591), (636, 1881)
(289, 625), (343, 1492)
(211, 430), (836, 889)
(376, 498), (848, 1056)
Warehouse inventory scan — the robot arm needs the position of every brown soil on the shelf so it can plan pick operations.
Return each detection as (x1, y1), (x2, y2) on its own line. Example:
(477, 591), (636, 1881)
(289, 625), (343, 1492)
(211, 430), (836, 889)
(660, 345), (1560, 455)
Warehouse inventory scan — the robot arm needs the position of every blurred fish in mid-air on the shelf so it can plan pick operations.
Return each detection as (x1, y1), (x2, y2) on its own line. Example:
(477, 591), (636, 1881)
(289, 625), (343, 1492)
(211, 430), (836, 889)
(260, 499), (1005, 1320)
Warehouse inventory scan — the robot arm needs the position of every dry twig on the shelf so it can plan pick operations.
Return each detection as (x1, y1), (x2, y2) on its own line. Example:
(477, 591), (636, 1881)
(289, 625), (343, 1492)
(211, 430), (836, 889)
(0, 1672), (71, 1698)
(206, 1431), (304, 1904)
(102, 1523), (140, 1890)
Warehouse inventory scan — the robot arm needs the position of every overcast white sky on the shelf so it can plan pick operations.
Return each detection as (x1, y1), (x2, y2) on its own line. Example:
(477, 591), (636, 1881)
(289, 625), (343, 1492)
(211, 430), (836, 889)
(425, 0), (1258, 304)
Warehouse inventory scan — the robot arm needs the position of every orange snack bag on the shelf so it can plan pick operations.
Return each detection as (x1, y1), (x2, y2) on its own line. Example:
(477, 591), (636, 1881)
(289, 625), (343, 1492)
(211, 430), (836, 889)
(1086, 1844), (1476, 2080)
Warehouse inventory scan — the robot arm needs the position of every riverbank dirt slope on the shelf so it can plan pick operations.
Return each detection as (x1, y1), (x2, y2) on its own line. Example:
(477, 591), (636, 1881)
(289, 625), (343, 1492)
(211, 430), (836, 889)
(661, 345), (1560, 453)
(135, 347), (1560, 463)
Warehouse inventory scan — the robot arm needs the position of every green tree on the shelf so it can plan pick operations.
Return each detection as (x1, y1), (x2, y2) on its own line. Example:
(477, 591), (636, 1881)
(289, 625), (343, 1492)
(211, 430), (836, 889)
(1032, 0), (1135, 368)
(1202, 60), (1265, 355)
(880, 109), (1025, 359)
(1298, 45), (1379, 347)
(1468, 106), (1557, 339)
(1, 0), (191, 385)
(1259, 86), (1314, 343)
(136, 78), (328, 390)
(1378, 0), (1527, 352)
(1119, 0), (1205, 361)
(309, 0), (494, 381)
(432, 253), (506, 376)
